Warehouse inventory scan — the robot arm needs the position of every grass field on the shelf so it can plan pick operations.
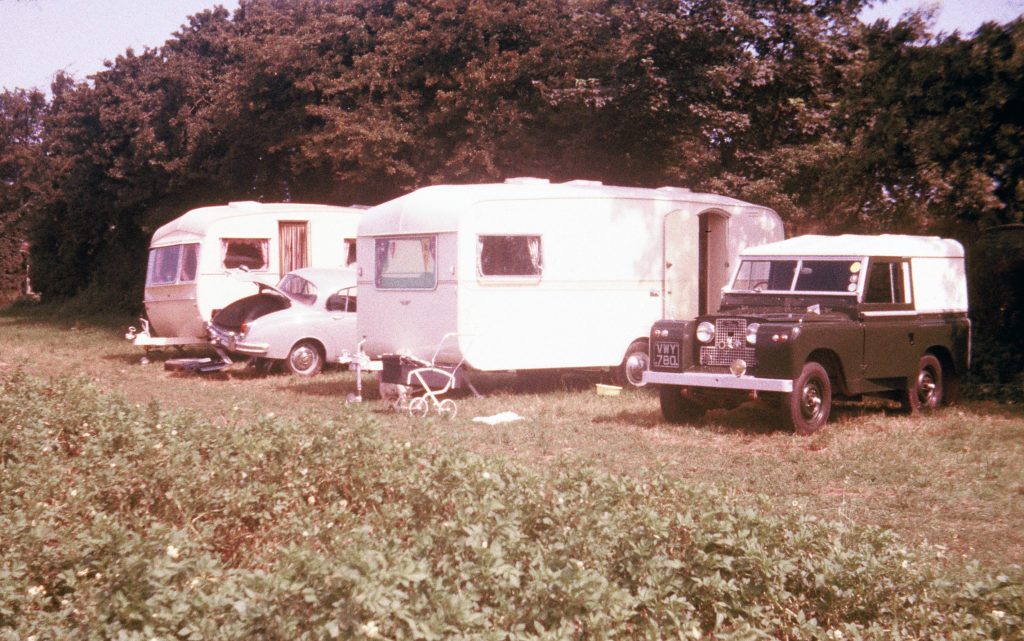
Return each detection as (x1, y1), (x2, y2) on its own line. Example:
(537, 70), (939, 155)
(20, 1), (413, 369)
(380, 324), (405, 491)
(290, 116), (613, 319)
(1, 308), (1022, 572)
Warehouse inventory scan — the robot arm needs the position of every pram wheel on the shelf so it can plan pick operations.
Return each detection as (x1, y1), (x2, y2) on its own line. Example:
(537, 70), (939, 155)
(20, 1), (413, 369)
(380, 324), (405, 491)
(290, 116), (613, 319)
(438, 398), (457, 419)
(408, 397), (429, 417)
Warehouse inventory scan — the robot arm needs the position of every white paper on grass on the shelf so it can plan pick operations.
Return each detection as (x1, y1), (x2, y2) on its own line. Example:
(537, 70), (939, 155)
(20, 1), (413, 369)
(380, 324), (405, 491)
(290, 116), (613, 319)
(472, 411), (526, 426)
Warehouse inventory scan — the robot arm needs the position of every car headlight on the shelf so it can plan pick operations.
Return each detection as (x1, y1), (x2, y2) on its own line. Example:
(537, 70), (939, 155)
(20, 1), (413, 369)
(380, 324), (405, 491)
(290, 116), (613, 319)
(746, 322), (760, 345)
(696, 321), (715, 344)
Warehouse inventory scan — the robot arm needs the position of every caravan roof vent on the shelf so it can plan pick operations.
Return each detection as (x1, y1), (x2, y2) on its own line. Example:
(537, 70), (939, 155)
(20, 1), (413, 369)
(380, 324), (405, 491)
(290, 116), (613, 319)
(504, 177), (551, 185)
(228, 201), (264, 210)
(656, 186), (692, 193)
(562, 179), (603, 187)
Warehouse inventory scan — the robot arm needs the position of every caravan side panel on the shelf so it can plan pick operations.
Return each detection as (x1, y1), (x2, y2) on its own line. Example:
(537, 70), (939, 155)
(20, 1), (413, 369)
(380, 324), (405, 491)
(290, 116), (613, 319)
(457, 198), (666, 371)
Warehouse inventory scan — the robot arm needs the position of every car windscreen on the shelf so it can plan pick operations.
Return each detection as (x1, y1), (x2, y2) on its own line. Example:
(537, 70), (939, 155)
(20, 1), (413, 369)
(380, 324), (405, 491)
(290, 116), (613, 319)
(276, 273), (318, 305)
(732, 259), (862, 294)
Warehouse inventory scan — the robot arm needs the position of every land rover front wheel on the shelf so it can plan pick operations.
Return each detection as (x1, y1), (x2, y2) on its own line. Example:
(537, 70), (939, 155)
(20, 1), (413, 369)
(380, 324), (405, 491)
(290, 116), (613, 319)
(782, 362), (831, 435)
(286, 340), (324, 376)
(659, 385), (705, 423)
(902, 354), (943, 413)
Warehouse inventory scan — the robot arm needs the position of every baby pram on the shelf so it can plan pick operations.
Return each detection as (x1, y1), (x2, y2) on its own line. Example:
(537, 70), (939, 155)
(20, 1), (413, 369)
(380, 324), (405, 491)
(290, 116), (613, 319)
(380, 333), (471, 418)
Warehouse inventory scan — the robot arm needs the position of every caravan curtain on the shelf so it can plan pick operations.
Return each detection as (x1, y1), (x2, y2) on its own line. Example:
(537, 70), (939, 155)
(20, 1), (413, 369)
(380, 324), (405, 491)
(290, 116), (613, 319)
(279, 222), (309, 274)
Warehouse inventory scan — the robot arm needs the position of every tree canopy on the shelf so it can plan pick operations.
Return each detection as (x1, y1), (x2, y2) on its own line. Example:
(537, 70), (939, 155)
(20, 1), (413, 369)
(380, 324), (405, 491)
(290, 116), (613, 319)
(0, 0), (1021, 311)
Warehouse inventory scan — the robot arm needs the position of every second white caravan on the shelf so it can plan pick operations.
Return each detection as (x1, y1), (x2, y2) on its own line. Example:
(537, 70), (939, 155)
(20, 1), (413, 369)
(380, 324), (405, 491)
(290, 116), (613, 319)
(356, 179), (783, 386)
(130, 201), (365, 351)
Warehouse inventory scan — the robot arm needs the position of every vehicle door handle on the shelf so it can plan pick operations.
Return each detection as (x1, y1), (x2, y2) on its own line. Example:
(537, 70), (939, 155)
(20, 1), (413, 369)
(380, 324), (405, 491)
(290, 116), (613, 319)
(400, 300), (411, 306)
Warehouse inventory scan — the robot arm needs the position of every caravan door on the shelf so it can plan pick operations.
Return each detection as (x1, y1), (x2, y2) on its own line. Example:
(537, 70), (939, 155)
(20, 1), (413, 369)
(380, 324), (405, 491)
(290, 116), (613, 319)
(699, 210), (730, 314)
(663, 210), (700, 320)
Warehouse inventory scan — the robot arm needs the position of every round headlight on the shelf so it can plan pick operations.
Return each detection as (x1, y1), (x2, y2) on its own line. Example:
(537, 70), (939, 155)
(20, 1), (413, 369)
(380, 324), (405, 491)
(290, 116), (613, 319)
(696, 321), (715, 344)
(746, 322), (760, 345)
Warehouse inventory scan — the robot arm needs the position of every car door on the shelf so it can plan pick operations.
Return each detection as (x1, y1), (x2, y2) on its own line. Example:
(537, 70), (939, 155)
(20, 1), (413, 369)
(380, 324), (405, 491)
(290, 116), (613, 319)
(860, 258), (917, 382)
(324, 286), (359, 358)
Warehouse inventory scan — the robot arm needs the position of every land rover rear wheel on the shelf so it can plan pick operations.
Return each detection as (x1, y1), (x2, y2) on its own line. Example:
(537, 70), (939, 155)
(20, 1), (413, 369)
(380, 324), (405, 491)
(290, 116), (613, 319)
(902, 354), (943, 413)
(782, 362), (831, 435)
(659, 385), (705, 424)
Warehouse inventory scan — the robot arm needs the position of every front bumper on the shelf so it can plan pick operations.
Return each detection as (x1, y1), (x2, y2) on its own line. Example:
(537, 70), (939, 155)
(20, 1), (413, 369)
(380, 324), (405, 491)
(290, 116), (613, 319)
(643, 369), (794, 393)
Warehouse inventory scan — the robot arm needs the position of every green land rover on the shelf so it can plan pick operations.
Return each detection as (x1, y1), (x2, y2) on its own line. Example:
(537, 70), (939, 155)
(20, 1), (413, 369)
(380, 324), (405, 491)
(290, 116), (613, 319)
(643, 234), (971, 434)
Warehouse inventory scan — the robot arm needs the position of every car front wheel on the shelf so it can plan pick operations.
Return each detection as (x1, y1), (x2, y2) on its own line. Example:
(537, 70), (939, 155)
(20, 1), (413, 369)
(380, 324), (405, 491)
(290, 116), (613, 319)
(286, 340), (324, 376)
(781, 362), (831, 435)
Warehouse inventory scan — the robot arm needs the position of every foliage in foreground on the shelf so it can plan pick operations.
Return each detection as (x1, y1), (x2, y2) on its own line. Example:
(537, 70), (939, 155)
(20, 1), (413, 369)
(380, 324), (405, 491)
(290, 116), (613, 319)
(1, 371), (1021, 640)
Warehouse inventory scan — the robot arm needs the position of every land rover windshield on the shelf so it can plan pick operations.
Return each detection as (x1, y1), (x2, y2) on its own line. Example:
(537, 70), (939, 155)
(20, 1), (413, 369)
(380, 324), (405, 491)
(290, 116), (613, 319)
(730, 258), (863, 295)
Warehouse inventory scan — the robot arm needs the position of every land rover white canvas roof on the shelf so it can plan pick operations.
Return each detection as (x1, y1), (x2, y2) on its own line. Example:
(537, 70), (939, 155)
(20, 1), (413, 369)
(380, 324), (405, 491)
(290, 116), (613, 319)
(740, 234), (965, 259)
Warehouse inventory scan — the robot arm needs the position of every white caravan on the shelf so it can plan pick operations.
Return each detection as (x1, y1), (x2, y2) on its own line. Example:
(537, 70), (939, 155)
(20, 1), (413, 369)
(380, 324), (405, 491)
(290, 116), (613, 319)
(356, 179), (783, 386)
(128, 201), (364, 350)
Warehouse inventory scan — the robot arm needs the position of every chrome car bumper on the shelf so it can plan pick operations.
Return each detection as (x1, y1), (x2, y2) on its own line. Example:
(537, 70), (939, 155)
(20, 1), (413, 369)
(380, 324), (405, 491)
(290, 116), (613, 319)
(207, 325), (270, 357)
(643, 370), (794, 393)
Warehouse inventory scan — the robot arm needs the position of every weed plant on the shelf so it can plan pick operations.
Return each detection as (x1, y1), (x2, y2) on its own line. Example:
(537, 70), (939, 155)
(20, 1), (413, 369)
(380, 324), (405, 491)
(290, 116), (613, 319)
(1, 370), (1021, 640)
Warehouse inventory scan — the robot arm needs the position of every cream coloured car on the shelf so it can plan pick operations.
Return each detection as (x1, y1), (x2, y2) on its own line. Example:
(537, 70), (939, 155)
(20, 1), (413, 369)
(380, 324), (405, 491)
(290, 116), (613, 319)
(207, 267), (358, 376)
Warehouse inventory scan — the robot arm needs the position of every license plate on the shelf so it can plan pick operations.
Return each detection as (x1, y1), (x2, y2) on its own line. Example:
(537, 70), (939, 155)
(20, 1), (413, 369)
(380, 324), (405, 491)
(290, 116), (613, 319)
(653, 341), (680, 368)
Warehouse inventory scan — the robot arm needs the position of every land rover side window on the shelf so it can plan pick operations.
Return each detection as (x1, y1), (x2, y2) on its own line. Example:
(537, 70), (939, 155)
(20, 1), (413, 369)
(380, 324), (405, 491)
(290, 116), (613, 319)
(222, 238), (269, 271)
(794, 260), (860, 293)
(146, 243), (199, 285)
(733, 260), (796, 291)
(865, 260), (911, 304)
(375, 236), (437, 289)
(478, 235), (542, 277)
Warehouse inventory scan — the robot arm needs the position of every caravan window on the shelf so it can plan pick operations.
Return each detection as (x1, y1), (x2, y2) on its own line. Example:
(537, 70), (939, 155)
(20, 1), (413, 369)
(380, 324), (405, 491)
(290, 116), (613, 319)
(146, 243), (199, 285)
(478, 235), (542, 277)
(375, 236), (436, 289)
(222, 238), (268, 271)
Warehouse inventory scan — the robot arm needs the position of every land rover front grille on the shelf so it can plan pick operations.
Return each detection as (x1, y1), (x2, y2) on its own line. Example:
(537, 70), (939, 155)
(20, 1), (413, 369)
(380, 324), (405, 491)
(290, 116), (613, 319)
(699, 318), (758, 367)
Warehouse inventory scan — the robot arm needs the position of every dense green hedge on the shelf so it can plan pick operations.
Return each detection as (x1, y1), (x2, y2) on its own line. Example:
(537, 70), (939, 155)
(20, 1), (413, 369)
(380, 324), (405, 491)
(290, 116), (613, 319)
(1, 371), (1021, 640)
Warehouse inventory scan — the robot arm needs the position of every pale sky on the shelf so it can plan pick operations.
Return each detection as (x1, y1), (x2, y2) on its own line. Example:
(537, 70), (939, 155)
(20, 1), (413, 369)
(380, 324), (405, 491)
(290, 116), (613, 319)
(1, 0), (1023, 94)
(860, 0), (1024, 32)
(1, 0), (239, 92)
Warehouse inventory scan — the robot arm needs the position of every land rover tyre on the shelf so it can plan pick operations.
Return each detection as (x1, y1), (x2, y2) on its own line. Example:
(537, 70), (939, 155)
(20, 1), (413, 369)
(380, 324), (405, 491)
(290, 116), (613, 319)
(902, 354), (943, 413)
(782, 362), (831, 435)
(659, 385), (705, 423)
(286, 340), (324, 376)
(614, 339), (650, 387)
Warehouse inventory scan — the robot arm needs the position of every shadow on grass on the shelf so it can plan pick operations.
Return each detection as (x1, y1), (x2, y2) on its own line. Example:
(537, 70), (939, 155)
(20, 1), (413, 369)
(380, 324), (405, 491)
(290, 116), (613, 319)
(606, 398), (905, 438)
(1, 302), (135, 331)
(280, 375), (363, 398)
